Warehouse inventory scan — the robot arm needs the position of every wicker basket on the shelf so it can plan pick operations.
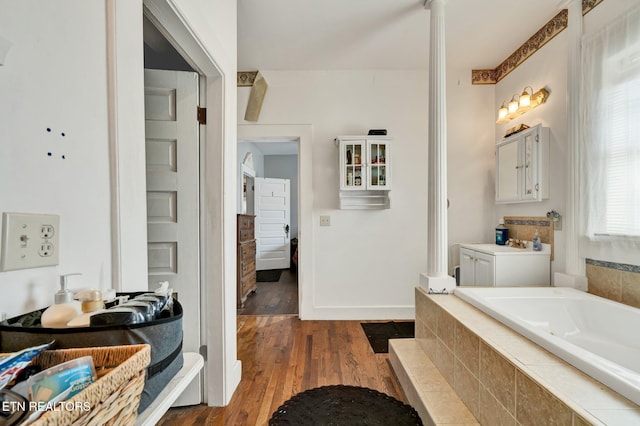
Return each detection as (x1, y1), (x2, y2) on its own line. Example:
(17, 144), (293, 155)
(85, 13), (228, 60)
(22, 344), (151, 426)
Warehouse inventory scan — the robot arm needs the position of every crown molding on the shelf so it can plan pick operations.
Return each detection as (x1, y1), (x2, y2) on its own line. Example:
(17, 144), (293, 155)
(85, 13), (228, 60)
(237, 71), (258, 87)
(471, 0), (605, 85)
(582, 0), (604, 15)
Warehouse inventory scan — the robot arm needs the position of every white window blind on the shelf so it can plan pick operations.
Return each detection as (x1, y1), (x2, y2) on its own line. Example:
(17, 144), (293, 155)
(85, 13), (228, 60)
(582, 4), (640, 241)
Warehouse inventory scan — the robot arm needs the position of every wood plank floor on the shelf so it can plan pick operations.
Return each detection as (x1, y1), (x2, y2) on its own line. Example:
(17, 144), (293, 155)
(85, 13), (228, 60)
(238, 269), (298, 316)
(157, 316), (406, 425)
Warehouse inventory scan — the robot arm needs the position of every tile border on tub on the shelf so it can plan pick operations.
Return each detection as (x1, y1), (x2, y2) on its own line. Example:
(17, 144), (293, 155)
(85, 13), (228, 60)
(586, 258), (640, 274)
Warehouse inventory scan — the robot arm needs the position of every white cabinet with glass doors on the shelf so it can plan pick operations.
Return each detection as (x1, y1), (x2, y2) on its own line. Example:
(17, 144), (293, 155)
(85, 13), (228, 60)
(335, 136), (392, 209)
(337, 137), (391, 191)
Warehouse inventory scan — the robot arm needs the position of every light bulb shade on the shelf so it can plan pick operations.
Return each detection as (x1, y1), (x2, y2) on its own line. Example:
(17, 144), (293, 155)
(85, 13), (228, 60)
(519, 86), (533, 108)
(498, 105), (508, 120)
(508, 98), (519, 113)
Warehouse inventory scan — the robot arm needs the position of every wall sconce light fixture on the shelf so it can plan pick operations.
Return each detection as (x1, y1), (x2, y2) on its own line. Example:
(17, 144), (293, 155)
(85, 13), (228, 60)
(497, 101), (508, 121)
(496, 86), (549, 123)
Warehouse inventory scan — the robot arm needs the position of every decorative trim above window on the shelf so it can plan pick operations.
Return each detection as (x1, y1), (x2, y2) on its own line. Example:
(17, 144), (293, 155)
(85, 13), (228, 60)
(472, 0), (604, 85)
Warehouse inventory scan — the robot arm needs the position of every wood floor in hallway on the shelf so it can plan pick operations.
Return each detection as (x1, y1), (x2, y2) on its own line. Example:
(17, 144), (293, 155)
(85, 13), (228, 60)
(157, 316), (406, 425)
(238, 269), (298, 316)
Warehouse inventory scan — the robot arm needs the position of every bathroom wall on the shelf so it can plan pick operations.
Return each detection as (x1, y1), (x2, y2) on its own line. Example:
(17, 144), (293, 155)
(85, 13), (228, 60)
(586, 260), (640, 309)
(579, 0), (640, 306)
(238, 69), (495, 319)
(493, 30), (568, 282)
(492, 0), (640, 286)
(0, 1), (114, 318)
(0, 0), (241, 405)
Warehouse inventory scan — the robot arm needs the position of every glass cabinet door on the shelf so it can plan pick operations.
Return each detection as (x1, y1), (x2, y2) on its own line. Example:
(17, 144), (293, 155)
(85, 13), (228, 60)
(341, 141), (365, 190)
(367, 140), (390, 189)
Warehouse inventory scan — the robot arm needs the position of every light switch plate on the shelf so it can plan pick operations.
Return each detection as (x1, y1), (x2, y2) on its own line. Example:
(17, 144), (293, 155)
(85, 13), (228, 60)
(0, 212), (60, 271)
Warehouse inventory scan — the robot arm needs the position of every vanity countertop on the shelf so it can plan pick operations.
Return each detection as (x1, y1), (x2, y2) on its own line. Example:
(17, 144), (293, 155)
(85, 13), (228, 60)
(460, 242), (551, 256)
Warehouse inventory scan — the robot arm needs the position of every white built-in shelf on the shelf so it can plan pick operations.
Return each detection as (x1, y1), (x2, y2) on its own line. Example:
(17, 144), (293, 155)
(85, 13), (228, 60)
(136, 352), (204, 426)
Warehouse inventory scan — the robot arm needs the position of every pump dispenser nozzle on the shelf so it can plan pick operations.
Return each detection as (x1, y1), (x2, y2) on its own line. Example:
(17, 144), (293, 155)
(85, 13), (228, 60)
(42, 273), (82, 328)
(55, 273), (81, 303)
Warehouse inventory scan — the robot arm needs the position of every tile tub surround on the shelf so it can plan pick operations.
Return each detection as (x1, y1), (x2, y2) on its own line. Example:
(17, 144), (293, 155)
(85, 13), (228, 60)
(412, 287), (640, 425)
(586, 259), (640, 309)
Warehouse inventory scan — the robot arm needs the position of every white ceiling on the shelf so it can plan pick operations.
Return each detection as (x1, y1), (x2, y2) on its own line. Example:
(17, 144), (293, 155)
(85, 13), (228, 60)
(238, 0), (563, 71)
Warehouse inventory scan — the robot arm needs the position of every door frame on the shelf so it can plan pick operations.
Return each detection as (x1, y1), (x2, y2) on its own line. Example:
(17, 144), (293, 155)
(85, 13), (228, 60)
(142, 1), (235, 406)
(108, 0), (240, 406)
(238, 125), (314, 319)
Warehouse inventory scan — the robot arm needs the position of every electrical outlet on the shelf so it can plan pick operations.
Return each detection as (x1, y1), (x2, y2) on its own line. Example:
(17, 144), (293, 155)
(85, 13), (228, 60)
(320, 215), (331, 226)
(41, 225), (55, 239)
(0, 212), (60, 271)
(39, 242), (54, 257)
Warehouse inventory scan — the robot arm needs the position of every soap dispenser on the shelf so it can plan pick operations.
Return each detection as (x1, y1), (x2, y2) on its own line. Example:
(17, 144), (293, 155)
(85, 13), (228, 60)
(41, 274), (83, 328)
(67, 290), (106, 327)
(532, 229), (542, 251)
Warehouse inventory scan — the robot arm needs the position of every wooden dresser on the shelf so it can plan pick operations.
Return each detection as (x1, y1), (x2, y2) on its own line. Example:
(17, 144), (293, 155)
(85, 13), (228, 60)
(237, 214), (257, 308)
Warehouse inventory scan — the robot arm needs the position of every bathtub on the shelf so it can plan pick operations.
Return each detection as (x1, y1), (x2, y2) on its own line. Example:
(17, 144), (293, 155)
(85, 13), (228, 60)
(454, 286), (640, 406)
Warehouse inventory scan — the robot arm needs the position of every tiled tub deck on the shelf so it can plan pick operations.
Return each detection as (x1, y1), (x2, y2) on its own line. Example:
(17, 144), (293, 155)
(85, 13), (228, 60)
(390, 287), (640, 425)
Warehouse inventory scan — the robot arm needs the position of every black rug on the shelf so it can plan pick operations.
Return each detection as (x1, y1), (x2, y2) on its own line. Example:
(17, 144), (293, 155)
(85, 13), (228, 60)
(257, 269), (282, 282)
(269, 385), (423, 425)
(361, 321), (415, 353)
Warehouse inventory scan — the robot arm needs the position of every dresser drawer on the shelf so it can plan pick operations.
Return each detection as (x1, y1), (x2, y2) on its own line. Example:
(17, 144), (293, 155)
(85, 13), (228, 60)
(240, 240), (256, 259)
(241, 270), (256, 289)
(241, 258), (256, 275)
(237, 214), (255, 242)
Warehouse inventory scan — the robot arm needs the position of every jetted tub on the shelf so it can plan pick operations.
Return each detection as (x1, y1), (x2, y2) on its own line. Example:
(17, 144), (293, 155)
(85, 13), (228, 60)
(454, 286), (640, 406)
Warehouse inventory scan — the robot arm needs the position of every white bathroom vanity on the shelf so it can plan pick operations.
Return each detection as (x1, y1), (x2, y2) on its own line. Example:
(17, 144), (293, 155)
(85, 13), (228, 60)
(459, 243), (551, 286)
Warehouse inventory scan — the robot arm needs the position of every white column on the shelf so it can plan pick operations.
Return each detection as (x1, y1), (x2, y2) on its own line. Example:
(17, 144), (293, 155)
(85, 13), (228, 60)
(420, 0), (456, 293)
(555, 0), (588, 290)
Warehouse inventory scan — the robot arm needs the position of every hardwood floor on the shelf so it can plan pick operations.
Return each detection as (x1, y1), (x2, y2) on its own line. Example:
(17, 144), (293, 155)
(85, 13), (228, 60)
(238, 269), (298, 316)
(157, 316), (405, 425)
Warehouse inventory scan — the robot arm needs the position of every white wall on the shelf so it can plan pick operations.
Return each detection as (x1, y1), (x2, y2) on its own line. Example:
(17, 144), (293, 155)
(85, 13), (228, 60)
(488, 0), (640, 279)
(1, 0), (240, 406)
(0, 0), (113, 317)
(264, 155), (299, 238)
(493, 30), (569, 281)
(447, 67), (497, 266)
(238, 70), (492, 319)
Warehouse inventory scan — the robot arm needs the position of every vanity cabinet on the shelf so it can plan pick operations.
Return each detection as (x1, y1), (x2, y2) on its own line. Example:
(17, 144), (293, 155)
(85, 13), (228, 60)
(495, 124), (549, 203)
(335, 136), (392, 209)
(237, 214), (257, 308)
(459, 243), (550, 287)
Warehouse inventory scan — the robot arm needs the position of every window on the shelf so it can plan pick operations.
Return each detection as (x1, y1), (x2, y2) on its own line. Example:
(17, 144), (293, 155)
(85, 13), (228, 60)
(582, 5), (640, 240)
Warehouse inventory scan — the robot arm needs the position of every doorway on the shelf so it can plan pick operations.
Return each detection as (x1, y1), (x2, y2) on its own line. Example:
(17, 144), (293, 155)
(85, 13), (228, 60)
(236, 139), (299, 316)
(140, 1), (234, 407)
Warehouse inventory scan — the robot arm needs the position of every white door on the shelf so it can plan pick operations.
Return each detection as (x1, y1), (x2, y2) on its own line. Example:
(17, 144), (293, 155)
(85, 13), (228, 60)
(459, 248), (476, 286)
(254, 177), (291, 270)
(496, 139), (520, 202)
(144, 69), (201, 404)
(474, 252), (495, 286)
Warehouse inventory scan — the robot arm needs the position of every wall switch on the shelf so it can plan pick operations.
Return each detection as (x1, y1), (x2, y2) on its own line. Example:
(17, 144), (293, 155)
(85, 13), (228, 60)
(320, 215), (331, 226)
(1, 212), (60, 271)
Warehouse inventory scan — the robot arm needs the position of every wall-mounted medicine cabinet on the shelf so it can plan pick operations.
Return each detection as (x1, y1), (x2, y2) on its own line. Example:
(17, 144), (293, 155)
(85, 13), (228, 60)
(495, 124), (549, 204)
